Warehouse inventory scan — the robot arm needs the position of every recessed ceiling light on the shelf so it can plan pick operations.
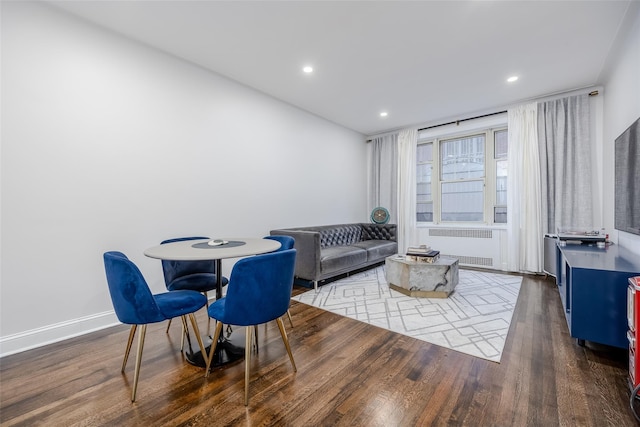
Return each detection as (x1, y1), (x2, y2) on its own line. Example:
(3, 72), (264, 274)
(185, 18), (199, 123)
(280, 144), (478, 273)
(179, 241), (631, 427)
(507, 76), (519, 83)
(380, 112), (388, 117)
(303, 66), (313, 73)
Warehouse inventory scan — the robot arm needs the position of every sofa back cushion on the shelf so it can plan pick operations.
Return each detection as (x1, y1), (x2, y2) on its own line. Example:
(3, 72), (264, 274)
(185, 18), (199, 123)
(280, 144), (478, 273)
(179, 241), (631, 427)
(360, 223), (397, 241)
(320, 224), (362, 248)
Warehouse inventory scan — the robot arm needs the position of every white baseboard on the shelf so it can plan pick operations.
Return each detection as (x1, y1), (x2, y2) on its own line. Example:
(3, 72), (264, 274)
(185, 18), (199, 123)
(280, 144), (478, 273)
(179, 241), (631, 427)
(0, 311), (120, 358)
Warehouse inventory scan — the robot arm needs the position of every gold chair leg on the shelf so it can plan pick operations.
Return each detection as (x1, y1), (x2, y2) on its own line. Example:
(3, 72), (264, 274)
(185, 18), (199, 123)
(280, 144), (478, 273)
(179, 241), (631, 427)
(122, 325), (137, 373)
(187, 313), (207, 360)
(276, 317), (296, 372)
(165, 318), (172, 333)
(244, 326), (253, 406)
(286, 309), (294, 328)
(131, 324), (147, 402)
(204, 321), (224, 378)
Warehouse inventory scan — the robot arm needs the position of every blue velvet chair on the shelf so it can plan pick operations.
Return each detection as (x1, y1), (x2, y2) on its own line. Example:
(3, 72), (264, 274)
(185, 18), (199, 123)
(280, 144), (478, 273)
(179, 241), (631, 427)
(160, 237), (229, 335)
(264, 235), (295, 328)
(103, 251), (208, 402)
(204, 248), (297, 405)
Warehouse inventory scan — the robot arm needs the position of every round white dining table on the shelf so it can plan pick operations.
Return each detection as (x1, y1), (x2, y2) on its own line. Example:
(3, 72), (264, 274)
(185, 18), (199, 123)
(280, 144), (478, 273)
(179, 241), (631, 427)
(144, 237), (280, 299)
(144, 237), (280, 261)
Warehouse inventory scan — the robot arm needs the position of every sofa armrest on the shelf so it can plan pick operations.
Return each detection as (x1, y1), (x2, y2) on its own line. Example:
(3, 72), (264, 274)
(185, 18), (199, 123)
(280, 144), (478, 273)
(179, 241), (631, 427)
(270, 229), (321, 281)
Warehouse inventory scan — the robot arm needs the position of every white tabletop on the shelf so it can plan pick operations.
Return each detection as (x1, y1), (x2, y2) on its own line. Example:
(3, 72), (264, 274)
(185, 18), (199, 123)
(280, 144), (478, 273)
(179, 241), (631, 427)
(144, 238), (281, 261)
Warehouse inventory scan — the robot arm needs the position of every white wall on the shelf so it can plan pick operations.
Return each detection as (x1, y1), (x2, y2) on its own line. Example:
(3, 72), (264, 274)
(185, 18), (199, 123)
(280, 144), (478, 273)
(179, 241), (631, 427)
(601, 2), (640, 255)
(0, 2), (366, 355)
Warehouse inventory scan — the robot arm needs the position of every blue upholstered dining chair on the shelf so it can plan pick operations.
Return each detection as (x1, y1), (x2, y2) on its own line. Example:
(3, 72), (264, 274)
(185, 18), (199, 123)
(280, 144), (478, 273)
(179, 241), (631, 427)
(204, 248), (297, 406)
(264, 235), (295, 328)
(103, 251), (208, 402)
(160, 237), (229, 336)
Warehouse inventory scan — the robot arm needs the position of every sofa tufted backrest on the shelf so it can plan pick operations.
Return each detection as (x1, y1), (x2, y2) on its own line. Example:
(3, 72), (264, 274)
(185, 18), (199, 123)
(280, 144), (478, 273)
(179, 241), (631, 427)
(320, 224), (362, 248)
(360, 223), (397, 241)
(271, 223), (397, 250)
(314, 223), (397, 248)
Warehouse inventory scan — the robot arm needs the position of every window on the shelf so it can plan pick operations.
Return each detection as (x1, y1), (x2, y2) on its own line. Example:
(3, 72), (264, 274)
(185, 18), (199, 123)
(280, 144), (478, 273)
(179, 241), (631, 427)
(416, 143), (433, 221)
(440, 134), (485, 221)
(494, 129), (508, 223)
(416, 126), (508, 224)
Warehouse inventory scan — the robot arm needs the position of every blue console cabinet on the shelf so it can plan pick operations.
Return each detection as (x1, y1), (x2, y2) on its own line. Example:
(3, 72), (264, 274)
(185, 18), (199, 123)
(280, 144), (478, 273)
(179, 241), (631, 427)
(556, 244), (640, 348)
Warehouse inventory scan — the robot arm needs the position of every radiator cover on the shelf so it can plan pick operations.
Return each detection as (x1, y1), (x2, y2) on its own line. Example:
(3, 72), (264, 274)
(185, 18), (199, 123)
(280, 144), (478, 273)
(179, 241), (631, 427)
(415, 227), (506, 270)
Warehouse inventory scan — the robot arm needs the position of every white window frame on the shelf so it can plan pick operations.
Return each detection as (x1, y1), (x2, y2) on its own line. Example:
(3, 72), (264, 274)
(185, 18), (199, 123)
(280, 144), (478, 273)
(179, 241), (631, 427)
(416, 115), (508, 226)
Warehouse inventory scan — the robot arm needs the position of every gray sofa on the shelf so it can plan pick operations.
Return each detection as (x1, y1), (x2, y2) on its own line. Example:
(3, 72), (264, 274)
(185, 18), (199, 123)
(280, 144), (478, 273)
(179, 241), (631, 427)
(270, 223), (397, 290)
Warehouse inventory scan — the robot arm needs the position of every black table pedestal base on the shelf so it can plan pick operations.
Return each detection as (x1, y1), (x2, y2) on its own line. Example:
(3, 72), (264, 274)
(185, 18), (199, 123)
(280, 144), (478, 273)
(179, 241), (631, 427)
(184, 327), (245, 370)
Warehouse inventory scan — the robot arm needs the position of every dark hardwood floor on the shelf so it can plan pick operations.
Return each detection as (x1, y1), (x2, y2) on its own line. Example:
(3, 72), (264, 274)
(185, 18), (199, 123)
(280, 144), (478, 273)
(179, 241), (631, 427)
(1, 272), (638, 426)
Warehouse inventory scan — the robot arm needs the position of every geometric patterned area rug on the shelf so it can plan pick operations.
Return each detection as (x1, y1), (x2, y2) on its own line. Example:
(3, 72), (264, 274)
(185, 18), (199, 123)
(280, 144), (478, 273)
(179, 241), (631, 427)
(292, 265), (522, 362)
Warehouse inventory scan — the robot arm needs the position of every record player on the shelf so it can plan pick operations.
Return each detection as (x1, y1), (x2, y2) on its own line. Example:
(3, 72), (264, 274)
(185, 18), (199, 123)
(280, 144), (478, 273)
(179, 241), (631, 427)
(556, 229), (606, 244)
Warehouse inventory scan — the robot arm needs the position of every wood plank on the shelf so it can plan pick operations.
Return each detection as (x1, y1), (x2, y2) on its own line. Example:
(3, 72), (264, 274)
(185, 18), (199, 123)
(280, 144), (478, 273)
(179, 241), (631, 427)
(0, 273), (636, 426)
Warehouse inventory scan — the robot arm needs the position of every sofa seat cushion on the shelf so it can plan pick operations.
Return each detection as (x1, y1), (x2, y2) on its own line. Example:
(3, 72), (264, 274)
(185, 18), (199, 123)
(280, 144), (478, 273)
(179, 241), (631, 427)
(320, 246), (367, 274)
(352, 240), (398, 261)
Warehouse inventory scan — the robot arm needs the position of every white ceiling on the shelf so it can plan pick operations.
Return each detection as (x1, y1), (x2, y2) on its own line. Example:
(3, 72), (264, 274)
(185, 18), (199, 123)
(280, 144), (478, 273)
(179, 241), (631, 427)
(48, 1), (634, 136)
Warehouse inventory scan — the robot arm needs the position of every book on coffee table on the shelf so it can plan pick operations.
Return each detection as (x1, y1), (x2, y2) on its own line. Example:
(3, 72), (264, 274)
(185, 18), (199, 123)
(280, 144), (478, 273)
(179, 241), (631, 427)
(405, 250), (440, 263)
(406, 245), (431, 254)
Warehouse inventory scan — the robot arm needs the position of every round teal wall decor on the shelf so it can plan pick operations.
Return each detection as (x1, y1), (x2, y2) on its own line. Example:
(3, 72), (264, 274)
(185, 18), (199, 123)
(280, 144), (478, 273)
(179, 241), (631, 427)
(371, 207), (390, 224)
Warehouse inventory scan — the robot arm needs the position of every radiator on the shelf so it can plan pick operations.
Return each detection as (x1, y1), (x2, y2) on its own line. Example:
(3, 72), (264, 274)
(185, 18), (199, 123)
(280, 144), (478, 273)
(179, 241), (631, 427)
(415, 227), (506, 270)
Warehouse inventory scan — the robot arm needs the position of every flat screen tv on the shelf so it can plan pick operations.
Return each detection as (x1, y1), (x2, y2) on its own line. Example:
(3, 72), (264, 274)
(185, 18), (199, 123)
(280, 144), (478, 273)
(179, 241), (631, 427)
(615, 116), (640, 236)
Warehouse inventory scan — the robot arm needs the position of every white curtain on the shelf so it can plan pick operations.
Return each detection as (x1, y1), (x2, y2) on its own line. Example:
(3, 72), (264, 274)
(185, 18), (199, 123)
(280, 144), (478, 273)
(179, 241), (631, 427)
(507, 103), (543, 273)
(397, 128), (418, 253)
(368, 134), (398, 224)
